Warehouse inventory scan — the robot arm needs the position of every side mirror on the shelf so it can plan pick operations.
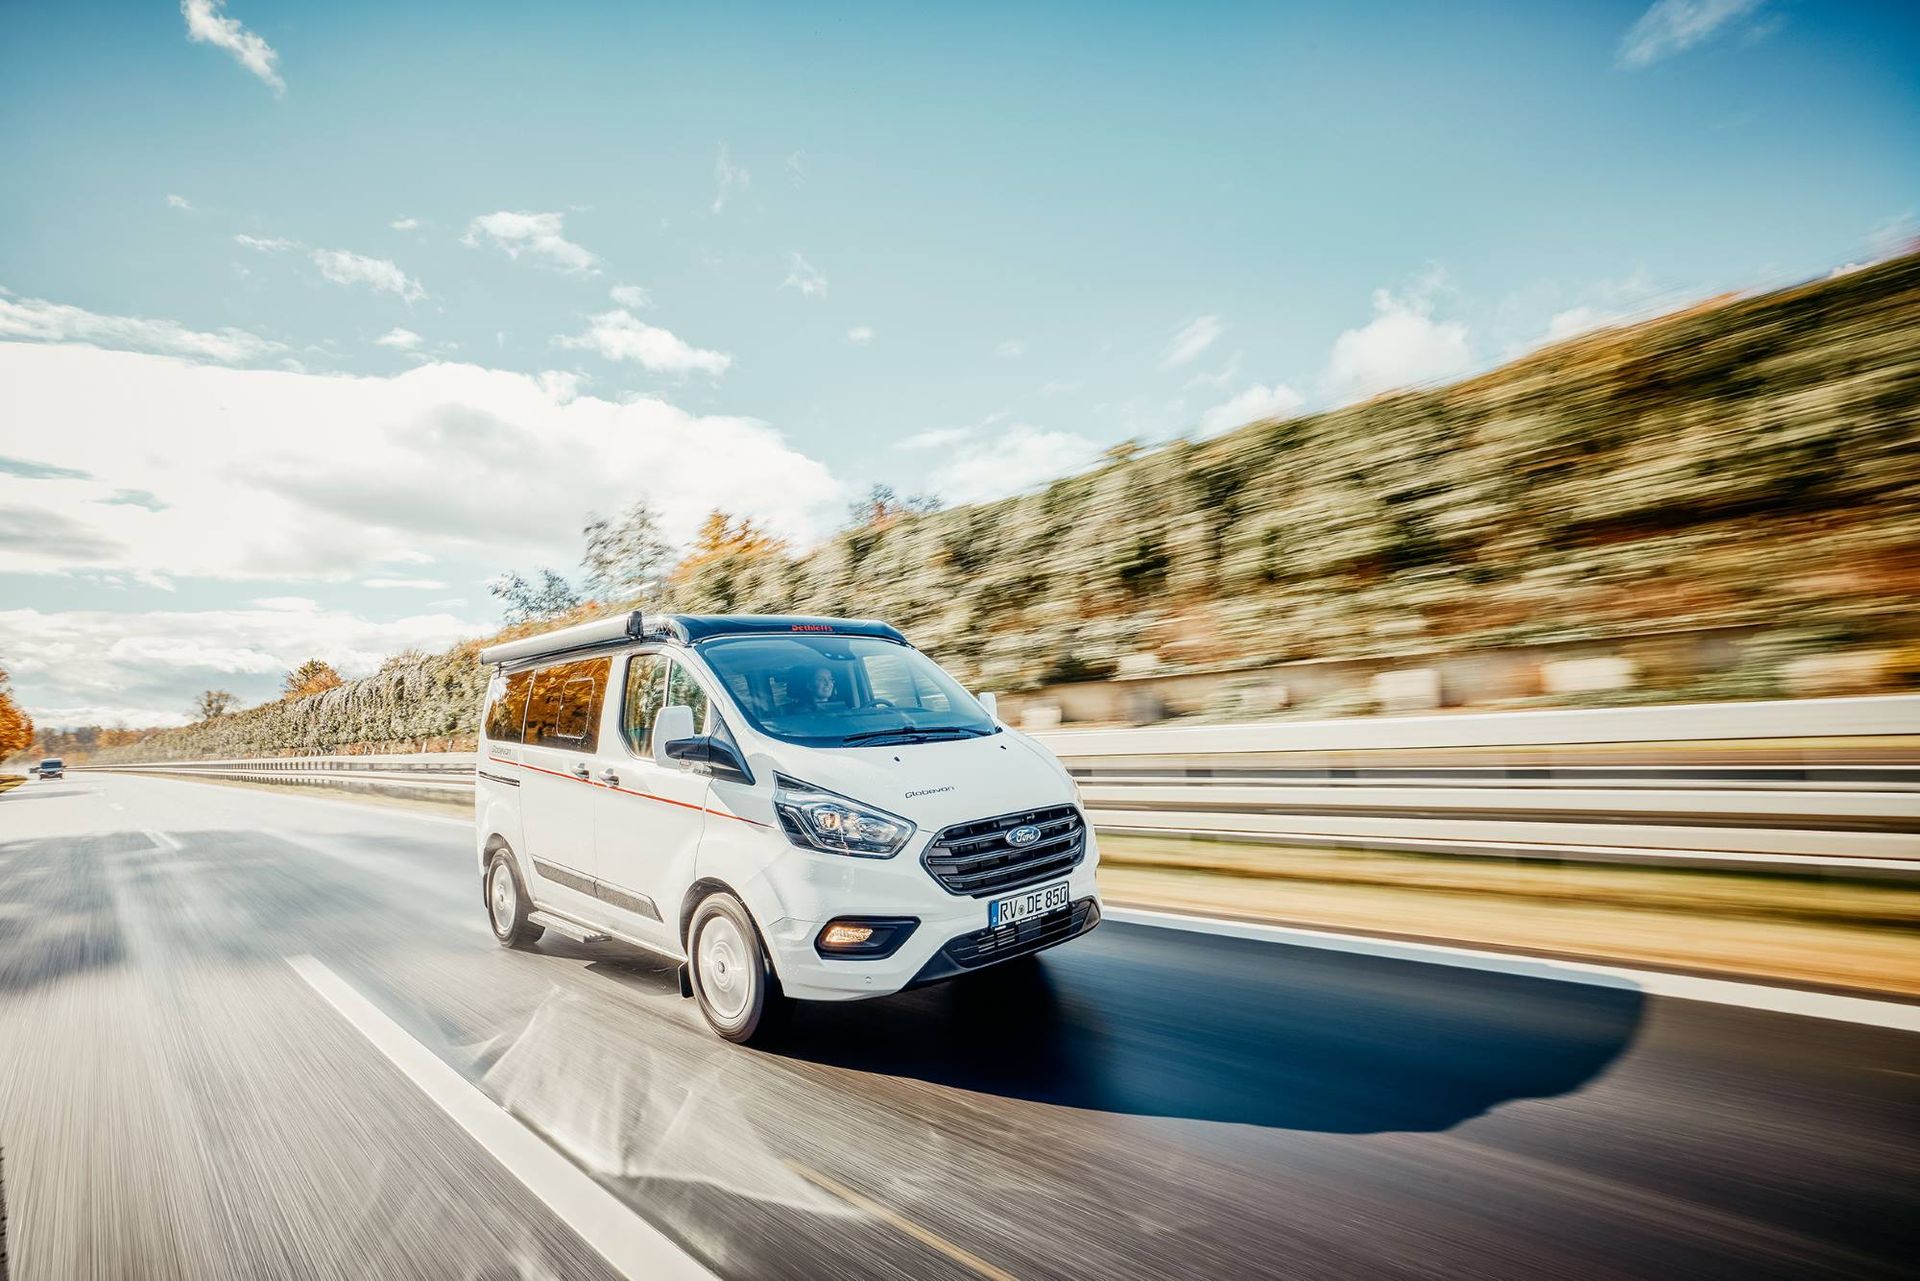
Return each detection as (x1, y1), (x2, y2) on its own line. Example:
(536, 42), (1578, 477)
(652, 705), (695, 767)
(664, 735), (752, 782)
(977, 691), (999, 720)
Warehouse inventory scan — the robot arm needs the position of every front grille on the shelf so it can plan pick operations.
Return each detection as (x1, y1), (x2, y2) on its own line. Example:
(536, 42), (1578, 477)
(941, 897), (1100, 969)
(922, 804), (1086, 897)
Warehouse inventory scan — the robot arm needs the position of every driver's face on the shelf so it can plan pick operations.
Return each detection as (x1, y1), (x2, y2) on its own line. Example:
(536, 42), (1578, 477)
(811, 668), (835, 700)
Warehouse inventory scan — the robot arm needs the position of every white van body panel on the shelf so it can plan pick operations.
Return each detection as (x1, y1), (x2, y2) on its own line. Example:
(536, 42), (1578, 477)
(474, 616), (1101, 1004)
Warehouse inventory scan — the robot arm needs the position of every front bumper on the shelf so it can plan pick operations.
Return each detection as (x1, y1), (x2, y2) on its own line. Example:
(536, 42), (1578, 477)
(906, 896), (1101, 988)
(760, 848), (1103, 1001)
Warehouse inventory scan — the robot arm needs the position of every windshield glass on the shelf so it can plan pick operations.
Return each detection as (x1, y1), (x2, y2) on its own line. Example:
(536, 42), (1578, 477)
(696, 634), (997, 747)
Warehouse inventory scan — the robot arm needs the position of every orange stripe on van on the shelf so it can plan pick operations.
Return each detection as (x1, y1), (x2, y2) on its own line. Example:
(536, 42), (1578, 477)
(508, 759), (768, 828)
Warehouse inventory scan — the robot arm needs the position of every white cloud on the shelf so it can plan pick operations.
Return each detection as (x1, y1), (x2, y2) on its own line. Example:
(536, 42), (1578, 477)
(1162, 315), (1223, 368)
(0, 602), (480, 728)
(555, 311), (731, 376)
(895, 426), (972, 451)
(1198, 383), (1306, 436)
(926, 424), (1100, 504)
(363, 577), (446, 590)
(1185, 351), (1243, 391)
(166, 194), (194, 211)
(536, 370), (582, 404)
(390, 217), (420, 232)
(1510, 267), (1669, 354)
(610, 284), (652, 309)
(180, 0), (285, 94)
(1324, 286), (1470, 402)
(1542, 306), (1623, 343)
(0, 292), (282, 364)
(462, 211), (601, 276)
(1617, 0), (1765, 69)
(311, 249), (425, 302)
(847, 326), (874, 346)
(993, 339), (1026, 359)
(375, 327), (422, 350)
(713, 143), (750, 213)
(781, 253), (827, 297)
(234, 233), (294, 252)
(0, 341), (837, 592)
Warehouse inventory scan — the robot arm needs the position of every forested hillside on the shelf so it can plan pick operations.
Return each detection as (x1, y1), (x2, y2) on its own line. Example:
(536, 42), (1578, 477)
(67, 252), (1920, 761)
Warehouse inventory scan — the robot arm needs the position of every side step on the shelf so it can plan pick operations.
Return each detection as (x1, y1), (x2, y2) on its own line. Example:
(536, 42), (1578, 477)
(528, 910), (611, 944)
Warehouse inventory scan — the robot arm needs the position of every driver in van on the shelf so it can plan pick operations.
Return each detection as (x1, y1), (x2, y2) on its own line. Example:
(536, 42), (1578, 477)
(784, 663), (839, 713)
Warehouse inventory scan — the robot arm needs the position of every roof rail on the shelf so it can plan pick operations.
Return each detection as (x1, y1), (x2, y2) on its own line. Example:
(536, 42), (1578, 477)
(477, 611), (657, 667)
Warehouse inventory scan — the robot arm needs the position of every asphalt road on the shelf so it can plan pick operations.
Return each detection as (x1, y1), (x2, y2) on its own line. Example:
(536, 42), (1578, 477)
(0, 774), (1913, 1280)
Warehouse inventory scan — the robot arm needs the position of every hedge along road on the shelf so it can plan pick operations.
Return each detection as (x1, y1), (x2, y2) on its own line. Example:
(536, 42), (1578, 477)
(0, 772), (1913, 1280)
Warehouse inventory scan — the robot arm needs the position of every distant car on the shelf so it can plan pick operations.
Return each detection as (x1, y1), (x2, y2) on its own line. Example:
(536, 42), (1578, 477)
(37, 757), (65, 779)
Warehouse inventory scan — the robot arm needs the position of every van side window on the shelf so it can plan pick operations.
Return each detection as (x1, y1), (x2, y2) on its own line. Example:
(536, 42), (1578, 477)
(665, 660), (713, 742)
(622, 655), (667, 753)
(485, 669), (532, 743)
(525, 657), (610, 751)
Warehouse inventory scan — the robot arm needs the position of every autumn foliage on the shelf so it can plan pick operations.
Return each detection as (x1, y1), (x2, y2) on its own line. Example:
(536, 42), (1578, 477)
(0, 665), (35, 760)
(283, 659), (346, 700)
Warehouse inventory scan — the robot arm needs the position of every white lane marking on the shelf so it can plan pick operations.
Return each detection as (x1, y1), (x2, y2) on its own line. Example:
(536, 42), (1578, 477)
(287, 955), (716, 1281)
(145, 830), (182, 852)
(1106, 907), (1920, 1034)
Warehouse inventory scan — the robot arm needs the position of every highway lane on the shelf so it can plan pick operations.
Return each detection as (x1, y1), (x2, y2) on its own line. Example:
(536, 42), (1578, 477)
(0, 774), (1914, 1280)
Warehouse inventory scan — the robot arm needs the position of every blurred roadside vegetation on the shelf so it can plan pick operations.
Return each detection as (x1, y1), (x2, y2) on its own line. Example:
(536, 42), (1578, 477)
(16, 252), (1920, 764)
(1100, 834), (1920, 996)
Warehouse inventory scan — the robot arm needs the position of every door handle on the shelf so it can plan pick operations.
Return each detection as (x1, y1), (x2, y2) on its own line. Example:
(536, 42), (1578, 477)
(571, 763), (591, 779)
(599, 767), (620, 786)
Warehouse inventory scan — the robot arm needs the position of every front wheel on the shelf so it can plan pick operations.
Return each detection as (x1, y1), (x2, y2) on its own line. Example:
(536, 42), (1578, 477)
(485, 847), (544, 949)
(688, 891), (790, 1044)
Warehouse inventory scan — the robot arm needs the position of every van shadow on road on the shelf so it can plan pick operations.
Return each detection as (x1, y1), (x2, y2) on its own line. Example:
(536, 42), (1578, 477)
(776, 922), (1645, 1135)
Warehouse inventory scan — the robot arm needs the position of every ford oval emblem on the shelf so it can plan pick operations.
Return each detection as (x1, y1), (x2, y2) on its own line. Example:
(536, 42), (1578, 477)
(1008, 824), (1042, 847)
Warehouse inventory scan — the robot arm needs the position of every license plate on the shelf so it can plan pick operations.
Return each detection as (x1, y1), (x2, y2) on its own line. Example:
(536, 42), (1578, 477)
(989, 879), (1070, 928)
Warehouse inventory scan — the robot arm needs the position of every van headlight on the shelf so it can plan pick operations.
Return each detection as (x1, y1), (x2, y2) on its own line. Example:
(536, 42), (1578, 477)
(773, 775), (915, 858)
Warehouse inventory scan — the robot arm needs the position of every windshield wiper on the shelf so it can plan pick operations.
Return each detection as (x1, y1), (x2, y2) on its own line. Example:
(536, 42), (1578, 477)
(839, 725), (991, 745)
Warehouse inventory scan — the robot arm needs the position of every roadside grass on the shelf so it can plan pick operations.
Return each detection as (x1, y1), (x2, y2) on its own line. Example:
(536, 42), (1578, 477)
(0, 775), (24, 794)
(1099, 834), (1920, 997)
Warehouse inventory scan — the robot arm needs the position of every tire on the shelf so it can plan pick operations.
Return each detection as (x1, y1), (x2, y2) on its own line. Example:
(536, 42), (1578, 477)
(688, 890), (790, 1044)
(485, 847), (544, 949)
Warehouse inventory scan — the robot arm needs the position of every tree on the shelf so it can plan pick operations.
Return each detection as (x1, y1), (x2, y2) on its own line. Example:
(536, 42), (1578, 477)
(581, 500), (673, 604)
(194, 690), (238, 721)
(846, 484), (940, 529)
(488, 569), (583, 623)
(668, 511), (795, 612)
(0, 664), (34, 760)
(283, 659), (346, 700)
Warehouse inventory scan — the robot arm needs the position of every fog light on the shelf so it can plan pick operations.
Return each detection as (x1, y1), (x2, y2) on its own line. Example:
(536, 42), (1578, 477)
(821, 922), (875, 948)
(812, 916), (919, 959)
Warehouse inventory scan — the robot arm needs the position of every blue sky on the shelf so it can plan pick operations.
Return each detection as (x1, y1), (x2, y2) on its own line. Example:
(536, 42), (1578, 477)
(1, 0), (1916, 726)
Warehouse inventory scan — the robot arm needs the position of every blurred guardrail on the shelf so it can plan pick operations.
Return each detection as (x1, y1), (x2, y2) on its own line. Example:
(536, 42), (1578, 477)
(78, 695), (1920, 878)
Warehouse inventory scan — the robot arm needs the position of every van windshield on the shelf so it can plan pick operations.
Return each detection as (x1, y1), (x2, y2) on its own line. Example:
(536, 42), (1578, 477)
(696, 634), (998, 747)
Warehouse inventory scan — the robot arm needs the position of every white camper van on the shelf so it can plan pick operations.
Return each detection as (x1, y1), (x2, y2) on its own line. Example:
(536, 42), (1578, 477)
(474, 612), (1101, 1042)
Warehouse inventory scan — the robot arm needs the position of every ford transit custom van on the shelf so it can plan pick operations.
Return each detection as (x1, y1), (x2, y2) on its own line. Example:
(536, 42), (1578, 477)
(474, 612), (1101, 1042)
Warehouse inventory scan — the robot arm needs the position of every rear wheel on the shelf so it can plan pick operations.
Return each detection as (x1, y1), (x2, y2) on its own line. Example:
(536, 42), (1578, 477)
(485, 847), (543, 949)
(689, 891), (790, 1044)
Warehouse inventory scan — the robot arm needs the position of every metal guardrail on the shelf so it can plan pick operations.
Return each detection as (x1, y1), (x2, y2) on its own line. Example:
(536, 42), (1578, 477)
(78, 695), (1920, 877)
